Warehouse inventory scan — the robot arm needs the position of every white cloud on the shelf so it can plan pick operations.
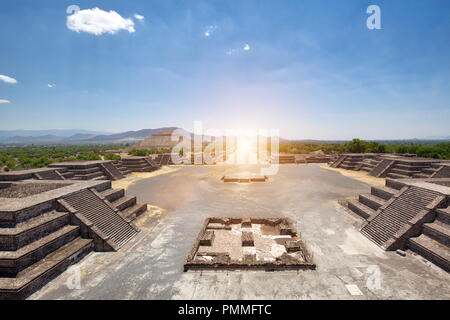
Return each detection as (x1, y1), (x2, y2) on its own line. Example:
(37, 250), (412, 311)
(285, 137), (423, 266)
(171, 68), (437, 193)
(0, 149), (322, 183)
(226, 44), (252, 55)
(204, 25), (217, 37)
(67, 7), (135, 35)
(134, 14), (144, 21)
(0, 74), (17, 84)
(47, 84), (55, 88)
(0, 99), (11, 104)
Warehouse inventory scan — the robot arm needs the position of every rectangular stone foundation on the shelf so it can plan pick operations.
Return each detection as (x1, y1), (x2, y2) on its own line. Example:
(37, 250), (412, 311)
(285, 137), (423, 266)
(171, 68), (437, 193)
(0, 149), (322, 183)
(184, 217), (316, 271)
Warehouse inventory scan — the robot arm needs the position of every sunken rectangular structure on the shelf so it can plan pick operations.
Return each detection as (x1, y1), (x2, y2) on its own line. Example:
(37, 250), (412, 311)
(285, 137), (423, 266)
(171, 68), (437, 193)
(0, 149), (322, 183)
(184, 217), (315, 271)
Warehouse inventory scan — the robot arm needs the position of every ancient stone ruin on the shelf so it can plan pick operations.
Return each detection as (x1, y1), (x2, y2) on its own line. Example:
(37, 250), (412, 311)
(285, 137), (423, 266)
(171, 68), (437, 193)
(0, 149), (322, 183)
(0, 179), (147, 299)
(221, 173), (268, 183)
(184, 217), (315, 271)
(330, 153), (450, 179)
(343, 177), (450, 272)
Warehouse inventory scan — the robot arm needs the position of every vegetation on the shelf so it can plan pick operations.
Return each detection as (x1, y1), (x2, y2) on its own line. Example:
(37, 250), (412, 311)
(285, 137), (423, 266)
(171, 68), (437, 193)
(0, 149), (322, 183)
(129, 148), (170, 156)
(1, 139), (449, 171)
(104, 153), (121, 161)
(279, 139), (450, 160)
(0, 145), (123, 170)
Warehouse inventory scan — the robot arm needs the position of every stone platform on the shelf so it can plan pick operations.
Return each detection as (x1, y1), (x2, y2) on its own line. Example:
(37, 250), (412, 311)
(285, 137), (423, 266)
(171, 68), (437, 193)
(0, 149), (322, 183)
(184, 217), (315, 271)
(0, 179), (147, 299)
(49, 160), (124, 181)
(344, 177), (450, 272)
(221, 172), (268, 183)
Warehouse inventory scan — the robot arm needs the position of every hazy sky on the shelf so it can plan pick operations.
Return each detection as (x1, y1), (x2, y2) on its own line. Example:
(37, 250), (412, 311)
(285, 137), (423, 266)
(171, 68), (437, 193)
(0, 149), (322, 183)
(0, 0), (449, 139)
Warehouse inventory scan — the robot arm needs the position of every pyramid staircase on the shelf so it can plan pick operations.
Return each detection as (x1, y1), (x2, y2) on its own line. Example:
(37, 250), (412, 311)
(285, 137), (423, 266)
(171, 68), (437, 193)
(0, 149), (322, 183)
(347, 182), (399, 220)
(53, 168), (74, 180)
(112, 160), (131, 176)
(0, 168), (71, 182)
(368, 159), (396, 177)
(59, 189), (139, 251)
(360, 185), (445, 250)
(339, 155), (367, 170)
(414, 164), (450, 179)
(0, 204), (96, 299)
(68, 166), (107, 181)
(32, 170), (65, 181)
(346, 178), (450, 272)
(358, 158), (382, 172)
(385, 162), (430, 179)
(120, 157), (159, 173)
(99, 162), (125, 180)
(155, 154), (173, 166)
(330, 154), (377, 170)
(408, 204), (450, 272)
(48, 161), (127, 181)
(330, 154), (347, 168)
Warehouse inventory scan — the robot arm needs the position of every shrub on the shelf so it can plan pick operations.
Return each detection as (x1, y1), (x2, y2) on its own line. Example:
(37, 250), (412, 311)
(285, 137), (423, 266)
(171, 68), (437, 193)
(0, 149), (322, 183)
(129, 149), (148, 157)
(104, 153), (121, 161)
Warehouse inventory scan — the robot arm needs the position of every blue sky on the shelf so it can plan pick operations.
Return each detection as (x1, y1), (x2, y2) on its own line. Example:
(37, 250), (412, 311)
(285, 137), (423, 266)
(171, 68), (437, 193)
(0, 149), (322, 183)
(0, 0), (449, 139)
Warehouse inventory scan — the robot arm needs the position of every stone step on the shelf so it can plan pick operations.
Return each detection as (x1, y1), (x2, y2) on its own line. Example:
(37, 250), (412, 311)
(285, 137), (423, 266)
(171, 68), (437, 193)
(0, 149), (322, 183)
(340, 164), (357, 170)
(423, 222), (450, 246)
(74, 171), (104, 180)
(387, 172), (409, 179)
(436, 207), (450, 224)
(112, 196), (136, 211)
(369, 159), (395, 177)
(422, 168), (438, 175)
(69, 167), (100, 174)
(122, 163), (155, 172)
(408, 234), (450, 272)
(385, 178), (406, 190)
(122, 203), (147, 221)
(390, 168), (420, 176)
(359, 194), (386, 211)
(100, 163), (124, 180)
(330, 155), (346, 168)
(0, 237), (93, 300)
(371, 185), (398, 201)
(347, 199), (375, 219)
(60, 172), (74, 179)
(100, 188), (125, 202)
(63, 190), (138, 250)
(0, 225), (80, 277)
(393, 164), (430, 171)
(413, 173), (430, 178)
(361, 186), (441, 249)
(92, 175), (108, 181)
(0, 211), (69, 251)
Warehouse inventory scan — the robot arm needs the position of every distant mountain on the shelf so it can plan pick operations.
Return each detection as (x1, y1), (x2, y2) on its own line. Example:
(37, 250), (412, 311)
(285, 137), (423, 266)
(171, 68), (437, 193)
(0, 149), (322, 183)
(0, 129), (110, 138)
(0, 127), (181, 145)
(0, 134), (67, 144)
(87, 127), (179, 142)
(1, 128), (448, 145)
(424, 136), (450, 140)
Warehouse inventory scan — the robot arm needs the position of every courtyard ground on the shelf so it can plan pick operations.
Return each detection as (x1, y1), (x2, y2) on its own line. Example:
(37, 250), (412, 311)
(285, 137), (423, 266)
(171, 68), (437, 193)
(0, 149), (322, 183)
(30, 164), (450, 300)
